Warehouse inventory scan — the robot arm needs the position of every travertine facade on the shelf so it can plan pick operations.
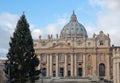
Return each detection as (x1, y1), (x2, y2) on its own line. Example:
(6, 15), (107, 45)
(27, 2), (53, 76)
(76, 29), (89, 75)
(113, 47), (120, 83)
(34, 11), (113, 80)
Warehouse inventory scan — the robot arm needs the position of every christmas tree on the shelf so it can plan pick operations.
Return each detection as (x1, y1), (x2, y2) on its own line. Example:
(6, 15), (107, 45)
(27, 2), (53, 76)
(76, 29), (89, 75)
(4, 13), (40, 83)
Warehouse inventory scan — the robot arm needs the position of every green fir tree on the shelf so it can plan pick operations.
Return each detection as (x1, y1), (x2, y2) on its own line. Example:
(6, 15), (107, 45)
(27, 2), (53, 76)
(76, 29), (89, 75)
(4, 13), (40, 83)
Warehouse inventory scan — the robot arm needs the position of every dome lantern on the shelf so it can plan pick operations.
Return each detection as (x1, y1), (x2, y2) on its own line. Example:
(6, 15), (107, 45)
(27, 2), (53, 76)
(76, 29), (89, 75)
(70, 10), (77, 22)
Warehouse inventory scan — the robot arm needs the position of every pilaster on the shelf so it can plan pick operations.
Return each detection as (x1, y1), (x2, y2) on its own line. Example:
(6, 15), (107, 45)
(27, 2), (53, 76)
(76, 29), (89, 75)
(56, 54), (59, 77)
(83, 54), (86, 77)
(65, 54), (67, 77)
(106, 54), (110, 79)
(50, 54), (52, 77)
(47, 54), (50, 77)
(117, 63), (120, 83)
(74, 54), (77, 76)
(93, 54), (97, 77)
(71, 54), (74, 77)
(37, 55), (41, 70)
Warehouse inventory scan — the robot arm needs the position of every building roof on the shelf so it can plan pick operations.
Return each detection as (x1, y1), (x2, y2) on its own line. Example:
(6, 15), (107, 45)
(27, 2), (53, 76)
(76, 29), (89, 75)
(60, 11), (88, 39)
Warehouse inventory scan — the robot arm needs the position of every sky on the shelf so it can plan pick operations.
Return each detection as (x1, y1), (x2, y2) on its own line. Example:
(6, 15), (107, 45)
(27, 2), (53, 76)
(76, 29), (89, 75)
(0, 0), (120, 58)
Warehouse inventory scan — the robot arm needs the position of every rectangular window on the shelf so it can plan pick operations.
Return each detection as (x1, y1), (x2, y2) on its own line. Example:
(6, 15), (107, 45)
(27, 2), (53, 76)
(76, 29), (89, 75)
(67, 71), (71, 77)
(99, 40), (104, 45)
(41, 43), (46, 46)
(77, 54), (82, 62)
(42, 68), (46, 77)
(88, 42), (91, 46)
(53, 64), (56, 66)
(77, 68), (82, 76)
(41, 55), (46, 62)
(59, 54), (64, 62)
(53, 71), (56, 77)
(67, 55), (71, 62)
(59, 68), (64, 77)
(53, 55), (56, 62)
(100, 54), (104, 61)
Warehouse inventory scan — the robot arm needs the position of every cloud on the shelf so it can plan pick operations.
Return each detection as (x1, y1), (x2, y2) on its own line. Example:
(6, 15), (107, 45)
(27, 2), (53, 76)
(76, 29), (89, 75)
(1, 0), (119, 58)
(31, 28), (43, 39)
(88, 0), (120, 45)
(0, 12), (19, 58)
(0, 12), (68, 58)
(31, 16), (67, 39)
(89, 0), (105, 7)
(0, 48), (8, 55)
(0, 12), (19, 34)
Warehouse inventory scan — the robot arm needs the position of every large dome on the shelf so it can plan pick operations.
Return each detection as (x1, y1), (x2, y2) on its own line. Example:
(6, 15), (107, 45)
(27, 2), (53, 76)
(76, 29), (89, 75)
(60, 11), (88, 39)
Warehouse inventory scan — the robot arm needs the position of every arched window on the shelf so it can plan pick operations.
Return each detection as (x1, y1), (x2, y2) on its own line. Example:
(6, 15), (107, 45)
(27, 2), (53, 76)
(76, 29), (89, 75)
(99, 63), (105, 76)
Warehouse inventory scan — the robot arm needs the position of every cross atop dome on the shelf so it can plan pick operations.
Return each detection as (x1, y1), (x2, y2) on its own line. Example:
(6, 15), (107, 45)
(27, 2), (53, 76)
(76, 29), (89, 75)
(70, 10), (77, 22)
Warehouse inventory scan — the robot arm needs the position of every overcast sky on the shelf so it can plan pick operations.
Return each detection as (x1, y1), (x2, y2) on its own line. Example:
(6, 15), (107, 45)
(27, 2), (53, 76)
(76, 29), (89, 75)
(0, 0), (120, 58)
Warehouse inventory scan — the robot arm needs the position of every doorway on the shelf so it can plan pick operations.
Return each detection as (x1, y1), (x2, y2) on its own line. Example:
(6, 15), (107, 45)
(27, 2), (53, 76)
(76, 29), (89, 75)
(99, 63), (105, 77)
(59, 68), (64, 77)
(77, 68), (82, 76)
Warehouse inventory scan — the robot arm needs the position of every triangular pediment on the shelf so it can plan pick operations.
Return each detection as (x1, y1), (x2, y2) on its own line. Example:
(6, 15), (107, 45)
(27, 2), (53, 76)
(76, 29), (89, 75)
(49, 43), (72, 49)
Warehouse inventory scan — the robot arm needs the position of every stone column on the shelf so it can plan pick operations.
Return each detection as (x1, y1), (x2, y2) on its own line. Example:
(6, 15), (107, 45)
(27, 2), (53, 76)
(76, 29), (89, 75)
(71, 54), (74, 77)
(56, 54), (59, 77)
(83, 54), (86, 77)
(65, 54), (67, 77)
(92, 54), (96, 77)
(74, 54), (77, 76)
(113, 62), (117, 83)
(50, 54), (52, 77)
(117, 63), (120, 83)
(47, 54), (50, 77)
(37, 55), (41, 70)
(106, 54), (110, 79)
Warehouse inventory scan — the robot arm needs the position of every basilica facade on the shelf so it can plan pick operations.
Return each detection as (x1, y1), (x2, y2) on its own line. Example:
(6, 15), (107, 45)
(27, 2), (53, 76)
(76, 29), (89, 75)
(34, 11), (112, 80)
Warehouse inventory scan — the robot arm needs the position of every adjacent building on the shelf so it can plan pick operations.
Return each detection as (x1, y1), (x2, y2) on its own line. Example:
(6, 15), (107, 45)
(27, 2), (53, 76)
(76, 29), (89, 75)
(113, 47), (120, 83)
(0, 59), (5, 83)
